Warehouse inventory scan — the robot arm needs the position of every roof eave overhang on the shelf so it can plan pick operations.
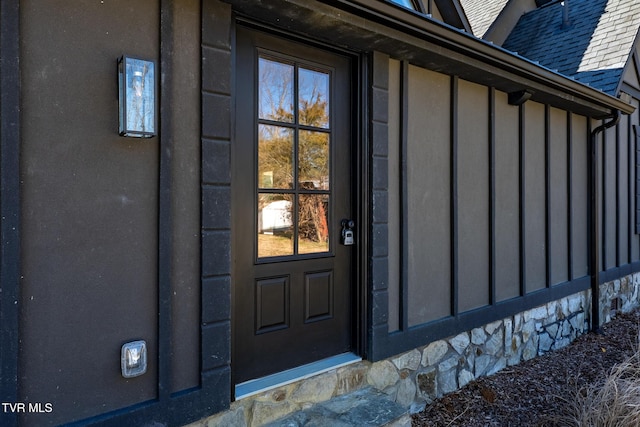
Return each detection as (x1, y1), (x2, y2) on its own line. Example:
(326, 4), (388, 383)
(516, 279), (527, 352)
(223, 0), (635, 118)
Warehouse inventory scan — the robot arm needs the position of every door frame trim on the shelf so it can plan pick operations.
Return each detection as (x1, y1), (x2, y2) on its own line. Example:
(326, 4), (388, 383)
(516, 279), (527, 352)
(229, 18), (369, 392)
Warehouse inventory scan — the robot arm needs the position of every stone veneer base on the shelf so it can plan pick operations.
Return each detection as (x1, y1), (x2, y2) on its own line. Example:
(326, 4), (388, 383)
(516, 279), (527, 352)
(186, 273), (640, 427)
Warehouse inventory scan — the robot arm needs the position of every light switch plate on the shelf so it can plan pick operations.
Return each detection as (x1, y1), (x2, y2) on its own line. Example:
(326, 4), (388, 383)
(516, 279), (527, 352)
(121, 340), (147, 378)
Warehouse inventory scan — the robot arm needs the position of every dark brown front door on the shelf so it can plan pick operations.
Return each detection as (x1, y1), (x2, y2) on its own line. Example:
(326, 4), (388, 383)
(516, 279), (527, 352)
(233, 27), (354, 384)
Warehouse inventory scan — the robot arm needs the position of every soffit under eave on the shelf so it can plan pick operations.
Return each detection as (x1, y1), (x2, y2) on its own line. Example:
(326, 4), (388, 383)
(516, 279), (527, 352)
(223, 0), (634, 118)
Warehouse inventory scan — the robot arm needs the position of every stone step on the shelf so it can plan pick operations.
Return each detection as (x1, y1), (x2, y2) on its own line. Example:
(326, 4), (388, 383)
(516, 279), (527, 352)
(262, 387), (411, 427)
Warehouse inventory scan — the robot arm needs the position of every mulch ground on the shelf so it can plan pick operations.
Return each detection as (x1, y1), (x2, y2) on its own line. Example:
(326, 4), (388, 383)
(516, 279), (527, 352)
(412, 310), (640, 426)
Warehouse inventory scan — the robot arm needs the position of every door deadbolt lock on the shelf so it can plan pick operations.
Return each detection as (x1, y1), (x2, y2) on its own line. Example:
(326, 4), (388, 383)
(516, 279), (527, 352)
(341, 219), (355, 246)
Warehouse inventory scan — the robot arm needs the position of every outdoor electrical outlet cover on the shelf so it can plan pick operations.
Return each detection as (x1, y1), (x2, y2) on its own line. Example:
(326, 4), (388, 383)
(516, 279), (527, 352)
(121, 340), (147, 378)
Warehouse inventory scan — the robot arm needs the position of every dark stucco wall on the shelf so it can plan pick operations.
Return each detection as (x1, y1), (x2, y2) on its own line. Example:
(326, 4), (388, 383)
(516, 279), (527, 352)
(12, 0), (236, 423)
(19, 1), (161, 425)
(18, 0), (215, 423)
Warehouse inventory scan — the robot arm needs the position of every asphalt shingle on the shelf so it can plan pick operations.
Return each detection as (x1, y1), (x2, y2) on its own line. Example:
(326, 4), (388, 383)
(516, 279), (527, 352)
(460, 0), (510, 37)
(503, 0), (640, 94)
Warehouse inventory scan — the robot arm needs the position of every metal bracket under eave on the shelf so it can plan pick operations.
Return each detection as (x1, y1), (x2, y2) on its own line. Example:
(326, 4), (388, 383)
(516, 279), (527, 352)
(508, 89), (534, 106)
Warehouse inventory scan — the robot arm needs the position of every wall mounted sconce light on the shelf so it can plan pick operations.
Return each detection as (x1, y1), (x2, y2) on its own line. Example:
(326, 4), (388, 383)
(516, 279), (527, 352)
(118, 56), (156, 138)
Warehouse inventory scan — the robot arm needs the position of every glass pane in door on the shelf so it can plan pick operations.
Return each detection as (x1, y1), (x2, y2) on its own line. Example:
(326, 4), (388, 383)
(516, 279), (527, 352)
(299, 130), (329, 190)
(259, 58), (294, 122)
(298, 194), (330, 254)
(298, 68), (330, 128)
(258, 125), (294, 189)
(257, 56), (333, 259)
(258, 193), (294, 258)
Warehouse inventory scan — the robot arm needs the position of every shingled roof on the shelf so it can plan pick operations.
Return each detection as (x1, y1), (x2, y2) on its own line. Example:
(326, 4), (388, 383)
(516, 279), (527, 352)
(459, 0), (509, 37)
(502, 0), (640, 95)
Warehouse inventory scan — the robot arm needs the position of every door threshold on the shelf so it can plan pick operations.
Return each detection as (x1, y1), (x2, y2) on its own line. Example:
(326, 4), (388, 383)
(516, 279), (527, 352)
(235, 352), (362, 400)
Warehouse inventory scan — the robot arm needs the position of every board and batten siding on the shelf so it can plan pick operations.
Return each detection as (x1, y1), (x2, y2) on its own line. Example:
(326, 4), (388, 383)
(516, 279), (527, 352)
(523, 101), (547, 293)
(405, 62), (452, 327)
(457, 78), (491, 313)
(571, 114), (589, 280)
(549, 107), (569, 286)
(375, 54), (628, 360)
(494, 90), (521, 302)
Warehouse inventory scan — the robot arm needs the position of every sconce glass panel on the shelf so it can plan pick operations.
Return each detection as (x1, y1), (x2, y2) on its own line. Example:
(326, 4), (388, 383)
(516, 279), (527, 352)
(118, 56), (156, 138)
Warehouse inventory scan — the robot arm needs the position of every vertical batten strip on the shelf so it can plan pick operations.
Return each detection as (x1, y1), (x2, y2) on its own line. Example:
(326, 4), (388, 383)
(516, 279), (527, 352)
(451, 75), (459, 316)
(519, 103), (527, 296)
(587, 119), (594, 275)
(545, 105), (551, 287)
(400, 61), (409, 331)
(625, 108), (636, 264)
(489, 88), (496, 305)
(616, 120), (621, 267)
(602, 120), (607, 272)
(158, 0), (174, 401)
(567, 112), (574, 280)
